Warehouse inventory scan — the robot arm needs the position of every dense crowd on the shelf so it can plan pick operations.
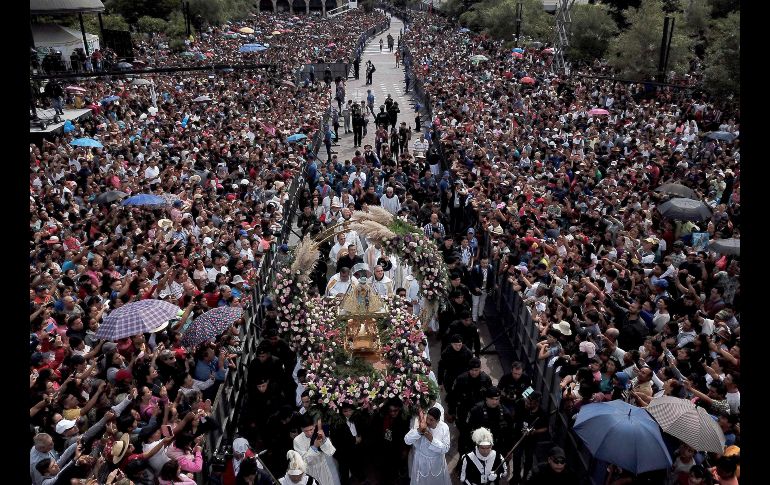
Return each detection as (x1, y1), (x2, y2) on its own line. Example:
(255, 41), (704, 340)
(29, 10), (387, 485)
(29, 4), (743, 485)
(380, 8), (738, 485)
(286, 6), (740, 485)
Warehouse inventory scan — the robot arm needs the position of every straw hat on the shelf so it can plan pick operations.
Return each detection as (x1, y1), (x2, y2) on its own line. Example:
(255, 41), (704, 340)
(111, 433), (131, 464)
(158, 219), (173, 230)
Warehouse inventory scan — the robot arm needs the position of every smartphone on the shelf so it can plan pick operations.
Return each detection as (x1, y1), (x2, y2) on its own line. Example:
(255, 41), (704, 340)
(162, 424), (174, 438)
(45, 321), (56, 334)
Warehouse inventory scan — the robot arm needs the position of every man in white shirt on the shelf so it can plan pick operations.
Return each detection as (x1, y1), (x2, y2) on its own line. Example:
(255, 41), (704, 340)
(329, 232), (349, 264)
(413, 134), (429, 157)
(144, 158), (161, 185)
(380, 186), (402, 215)
(371, 265), (394, 298)
(207, 254), (229, 282)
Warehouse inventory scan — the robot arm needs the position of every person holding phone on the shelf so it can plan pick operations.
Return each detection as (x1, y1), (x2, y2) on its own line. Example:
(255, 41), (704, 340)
(165, 433), (203, 474)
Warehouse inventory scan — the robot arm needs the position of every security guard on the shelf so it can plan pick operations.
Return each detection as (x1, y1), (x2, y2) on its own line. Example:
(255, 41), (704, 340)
(467, 386), (515, 458)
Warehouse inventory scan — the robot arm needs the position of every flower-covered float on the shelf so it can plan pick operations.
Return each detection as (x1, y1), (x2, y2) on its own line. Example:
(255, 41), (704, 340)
(271, 207), (449, 417)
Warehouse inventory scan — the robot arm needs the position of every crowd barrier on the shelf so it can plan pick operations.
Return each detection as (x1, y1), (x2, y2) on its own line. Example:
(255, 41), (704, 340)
(201, 66), (330, 485)
(492, 277), (594, 481)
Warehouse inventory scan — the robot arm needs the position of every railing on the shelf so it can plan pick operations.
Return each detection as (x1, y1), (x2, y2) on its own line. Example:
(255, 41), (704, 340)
(491, 277), (594, 482)
(202, 108), (326, 484)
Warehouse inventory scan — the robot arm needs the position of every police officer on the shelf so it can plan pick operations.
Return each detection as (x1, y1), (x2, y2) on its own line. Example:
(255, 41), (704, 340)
(467, 387), (515, 459)
(443, 310), (481, 357)
(437, 334), (473, 395)
(351, 102), (364, 148)
(447, 358), (492, 452)
(512, 391), (549, 484)
(498, 362), (532, 414)
(439, 289), (470, 341)
(375, 105), (390, 130)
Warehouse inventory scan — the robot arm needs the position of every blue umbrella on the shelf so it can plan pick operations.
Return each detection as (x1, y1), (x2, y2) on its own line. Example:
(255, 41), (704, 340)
(574, 401), (672, 474)
(121, 194), (167, 207)
(70, 137), (103, 148)
(459, 28), (470, 33)
(706, 131), (737, 142)
(286, 133), (307, 142)
(512, 47), (525, 53)
(239, 43), (267, 53)
(101, 95), (120, 104)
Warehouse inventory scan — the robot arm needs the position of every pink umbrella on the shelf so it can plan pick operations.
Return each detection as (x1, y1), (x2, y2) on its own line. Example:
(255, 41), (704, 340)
(327, 42), (337, 48)
(589, 108), (610, 116)
(542, 47), (554, 54)
(66, 86), (86, 93)
(511, 52), (523, 59)
(520, 76), (536, 85)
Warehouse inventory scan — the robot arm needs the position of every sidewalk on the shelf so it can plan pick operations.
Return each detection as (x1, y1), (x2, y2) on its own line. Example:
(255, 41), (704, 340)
(331, 15), (418, 162)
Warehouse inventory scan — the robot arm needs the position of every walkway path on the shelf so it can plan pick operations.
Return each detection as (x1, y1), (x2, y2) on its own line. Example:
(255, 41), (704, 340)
(333, 15), (418, 163)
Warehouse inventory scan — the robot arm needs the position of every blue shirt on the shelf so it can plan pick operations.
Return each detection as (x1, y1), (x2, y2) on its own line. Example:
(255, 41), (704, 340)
(194, 358), (227, 382)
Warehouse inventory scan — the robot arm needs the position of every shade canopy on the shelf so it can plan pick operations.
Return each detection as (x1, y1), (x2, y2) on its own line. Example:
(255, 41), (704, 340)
(30, 0), (105, 15)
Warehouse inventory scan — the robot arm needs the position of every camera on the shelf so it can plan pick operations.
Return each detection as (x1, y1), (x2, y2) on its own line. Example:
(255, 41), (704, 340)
(210, 444), (233, 472)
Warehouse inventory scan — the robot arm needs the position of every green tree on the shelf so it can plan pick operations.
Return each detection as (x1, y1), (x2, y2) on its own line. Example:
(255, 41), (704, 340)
(607, 0), (693, 80)
(165, 11), (188, 39)
(188, 0), (228, 26)
(707, 0), (739, 18)
(66, 13), (129, 35)
(702, 11), (739, 96)
(458, 0), (553, 42)
(567, 3), (617, 64)
(136, 16), (169, 34)
(105, 0), (179, 23)
(683, 0), (710, 36)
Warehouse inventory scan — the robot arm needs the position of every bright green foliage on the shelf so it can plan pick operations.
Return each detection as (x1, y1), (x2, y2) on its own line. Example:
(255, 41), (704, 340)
(136, 16), (169, 34)
(702, 11), (739, 96)
(607, 0), (693, 80)
(567, 3), (617, 64)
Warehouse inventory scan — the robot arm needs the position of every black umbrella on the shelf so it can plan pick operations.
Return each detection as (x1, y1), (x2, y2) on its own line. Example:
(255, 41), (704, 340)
(658, 198), (712, 221)
(95, 190), (128, 205)
(708, 238), (740, 256)
(655, 183), (697, 199)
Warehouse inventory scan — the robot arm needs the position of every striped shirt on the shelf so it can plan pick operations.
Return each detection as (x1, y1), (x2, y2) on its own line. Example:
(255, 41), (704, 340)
(423, 222), (446, 238)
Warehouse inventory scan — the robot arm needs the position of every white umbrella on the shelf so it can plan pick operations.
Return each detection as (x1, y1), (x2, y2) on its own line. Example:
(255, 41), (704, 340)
(646, 396), (726, 453)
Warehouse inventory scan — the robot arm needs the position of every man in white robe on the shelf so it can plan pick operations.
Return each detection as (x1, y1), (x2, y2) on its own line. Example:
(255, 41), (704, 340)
(371, 265), (394, 298)
(325, 268), (357, 298)
(404, 407), (451, 485)
(293, 417), (340, 485)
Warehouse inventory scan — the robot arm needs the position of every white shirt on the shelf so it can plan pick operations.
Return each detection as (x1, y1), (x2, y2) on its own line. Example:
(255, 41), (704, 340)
(144, 165), (160, 184)
(381, 193), (402, 215)
(143, 439), (170, 474)
(413, 139), (429, 156)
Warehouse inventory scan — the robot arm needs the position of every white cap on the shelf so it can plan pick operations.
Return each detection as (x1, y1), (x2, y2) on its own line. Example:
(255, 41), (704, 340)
(286, 450), (306, 475)
(203, 237), (213, 245)
(232, 437), (250, 454)
(56, 419), (77, 435)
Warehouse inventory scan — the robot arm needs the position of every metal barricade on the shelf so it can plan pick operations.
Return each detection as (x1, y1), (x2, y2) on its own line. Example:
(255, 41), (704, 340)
(491, 281), (594, 482)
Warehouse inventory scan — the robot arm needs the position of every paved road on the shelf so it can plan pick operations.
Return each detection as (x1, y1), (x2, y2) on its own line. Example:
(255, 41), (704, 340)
(331, 15), (419, 163)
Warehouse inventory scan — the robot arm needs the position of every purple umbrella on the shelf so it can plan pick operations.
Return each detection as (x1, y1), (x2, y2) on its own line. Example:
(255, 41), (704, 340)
(181, 306), (244, 347)
(96, 299), (181, 341)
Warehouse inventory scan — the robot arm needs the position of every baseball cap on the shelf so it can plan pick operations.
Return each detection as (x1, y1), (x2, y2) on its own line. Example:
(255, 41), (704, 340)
(486, 386), (501, 398)
(549, 446), (566, 459)
(56, 419), (77, 435)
